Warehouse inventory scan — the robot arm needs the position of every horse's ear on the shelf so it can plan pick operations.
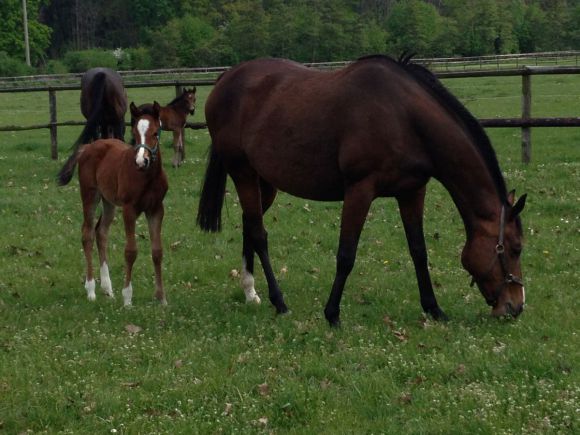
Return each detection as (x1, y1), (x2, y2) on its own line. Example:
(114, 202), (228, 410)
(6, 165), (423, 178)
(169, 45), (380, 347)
(507, 189), (516, 205)
(510, 193), (527, 219)
(130, 102), (140, 118)
(153, 101), (161, 118)
(191, 86), (196, 93)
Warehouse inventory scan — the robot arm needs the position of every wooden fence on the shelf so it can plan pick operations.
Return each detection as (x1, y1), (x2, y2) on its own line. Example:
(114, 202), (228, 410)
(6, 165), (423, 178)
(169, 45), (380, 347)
(1, 66), (579, 163)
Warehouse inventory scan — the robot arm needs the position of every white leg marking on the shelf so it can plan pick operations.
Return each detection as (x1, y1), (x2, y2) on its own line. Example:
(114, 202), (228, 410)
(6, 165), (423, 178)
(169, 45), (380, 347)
(241, 258), (261, 304)
(122, 283), (133, 306)
(85, 278), (96, 301)
(100, 262), (114, 297)
(522, 286), (526, 304)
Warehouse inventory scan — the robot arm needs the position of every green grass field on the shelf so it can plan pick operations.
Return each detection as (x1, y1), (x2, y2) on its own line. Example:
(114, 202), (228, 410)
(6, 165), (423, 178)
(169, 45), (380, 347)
(0, 73), (578, 434)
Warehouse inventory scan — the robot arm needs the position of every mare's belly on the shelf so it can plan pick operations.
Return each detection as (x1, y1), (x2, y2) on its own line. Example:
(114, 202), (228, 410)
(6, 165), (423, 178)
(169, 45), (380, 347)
(246, 138), (345, 201)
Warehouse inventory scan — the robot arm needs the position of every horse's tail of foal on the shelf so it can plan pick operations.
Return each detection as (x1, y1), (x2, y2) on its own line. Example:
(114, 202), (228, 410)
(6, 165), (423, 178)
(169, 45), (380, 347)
(197, 144), (227, 232)
(56, 146), (81, 186)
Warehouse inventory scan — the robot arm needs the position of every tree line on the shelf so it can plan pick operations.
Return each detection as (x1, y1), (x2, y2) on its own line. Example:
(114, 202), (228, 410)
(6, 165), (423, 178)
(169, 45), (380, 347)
(1, 0), (580, 76)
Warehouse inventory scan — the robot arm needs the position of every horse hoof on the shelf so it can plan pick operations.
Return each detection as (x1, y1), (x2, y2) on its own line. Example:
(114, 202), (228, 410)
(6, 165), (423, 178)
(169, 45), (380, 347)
(246, 294), (261, 304)
(276, 304), (289, 315)
(428, 307), (449, 321)
(328, 318), (341, 328)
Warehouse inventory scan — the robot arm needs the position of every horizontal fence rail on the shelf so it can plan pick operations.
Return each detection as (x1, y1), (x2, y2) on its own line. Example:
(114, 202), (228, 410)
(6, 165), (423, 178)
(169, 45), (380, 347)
(1, 51), (579, 89)
(1, 61), (580, 162)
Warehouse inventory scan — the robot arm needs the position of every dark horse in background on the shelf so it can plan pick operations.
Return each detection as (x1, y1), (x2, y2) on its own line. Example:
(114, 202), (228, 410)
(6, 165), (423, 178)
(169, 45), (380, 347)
(132, 88), (196, 167)
(75, 67), (127, 146)
(197, 55), (527, 326)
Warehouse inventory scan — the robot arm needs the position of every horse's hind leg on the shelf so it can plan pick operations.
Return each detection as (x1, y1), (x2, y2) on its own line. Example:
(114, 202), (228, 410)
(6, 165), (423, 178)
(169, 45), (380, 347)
(396, 187), (448, 321)
(240, 179), (277, 304)
(232, 168), (287, 314)
(96, 199), (115, 297)
(80, 186), (100, 301)
(146, 205), (166, 304)
(324, 181), (375, 326)
(121, 206), (138, 306)
(179, 126), (185, 164)
(171, 130), (182, 168)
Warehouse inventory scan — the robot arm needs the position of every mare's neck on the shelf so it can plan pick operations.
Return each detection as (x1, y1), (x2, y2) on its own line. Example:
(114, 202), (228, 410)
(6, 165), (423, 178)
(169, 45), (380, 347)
(435, 154), (504, 237)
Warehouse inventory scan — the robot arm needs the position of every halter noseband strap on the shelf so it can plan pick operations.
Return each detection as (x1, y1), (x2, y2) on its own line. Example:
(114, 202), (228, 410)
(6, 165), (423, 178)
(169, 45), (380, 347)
(470, 205), (524, 306)
(135, 143), (159, 162)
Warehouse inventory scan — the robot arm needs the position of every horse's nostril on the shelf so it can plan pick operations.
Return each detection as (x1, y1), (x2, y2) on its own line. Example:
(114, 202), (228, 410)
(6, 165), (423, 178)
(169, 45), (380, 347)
(506, 302), (524, 318)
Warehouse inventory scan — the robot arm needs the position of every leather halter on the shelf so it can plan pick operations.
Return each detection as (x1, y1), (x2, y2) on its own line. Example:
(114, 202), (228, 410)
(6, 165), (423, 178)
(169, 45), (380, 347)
(135, 121), (161, 163)
(470, 205), (524, 306)
(135, 142), (159, 163)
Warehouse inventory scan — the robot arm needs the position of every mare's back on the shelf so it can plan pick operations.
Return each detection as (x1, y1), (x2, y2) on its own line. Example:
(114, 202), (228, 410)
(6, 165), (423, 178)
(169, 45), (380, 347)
(206, 57), (422, 134)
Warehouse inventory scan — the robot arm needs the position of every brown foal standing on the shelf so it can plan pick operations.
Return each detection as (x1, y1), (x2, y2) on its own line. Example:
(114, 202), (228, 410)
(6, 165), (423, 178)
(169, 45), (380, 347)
(57, 102), (168, 306)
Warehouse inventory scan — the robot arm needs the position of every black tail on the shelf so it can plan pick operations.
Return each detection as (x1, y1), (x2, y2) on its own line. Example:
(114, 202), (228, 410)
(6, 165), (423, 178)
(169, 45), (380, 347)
(196, 145), (227, 232)
(56, 146), (81, 186)
(74, 71), (107, 147)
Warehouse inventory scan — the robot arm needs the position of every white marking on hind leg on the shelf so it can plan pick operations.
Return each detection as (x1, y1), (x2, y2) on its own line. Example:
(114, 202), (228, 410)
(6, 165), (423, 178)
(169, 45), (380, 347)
(100, 262), (114, 297)
(241, 258), (261, 304)
(85, 278), (96, 301)
(522, 286), (526, 304)
(122, 283), (133, 306)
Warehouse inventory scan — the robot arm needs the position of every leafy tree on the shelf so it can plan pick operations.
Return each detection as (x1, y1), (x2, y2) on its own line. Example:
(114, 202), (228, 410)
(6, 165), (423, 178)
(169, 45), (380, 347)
(386, 0), (444, 56)
(0, 0), (52, 65)
(513, 0), (546, 52)
(223, 0), (271, 63)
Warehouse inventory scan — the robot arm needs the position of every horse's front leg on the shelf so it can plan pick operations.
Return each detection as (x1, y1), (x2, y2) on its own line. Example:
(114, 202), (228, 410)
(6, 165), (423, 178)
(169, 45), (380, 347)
(95, 199), (115, 297)
(121, 206), (138, 306)
(396, 187), (448, 321)
(324, 181), (374, 327)
(146, 205), (166, 304)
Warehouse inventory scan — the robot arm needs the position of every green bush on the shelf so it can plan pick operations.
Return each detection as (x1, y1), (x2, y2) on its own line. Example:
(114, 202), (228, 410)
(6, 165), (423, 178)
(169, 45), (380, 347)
(0, 51), (34, 77)
(62, 49), (117, 73)
(41, 59), (69, 75)
(118, 47), (153, 70)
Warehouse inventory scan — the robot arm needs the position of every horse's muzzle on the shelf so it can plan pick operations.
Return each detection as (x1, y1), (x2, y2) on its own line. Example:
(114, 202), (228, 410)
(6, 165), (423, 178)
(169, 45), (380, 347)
(491, 302), (524, 318)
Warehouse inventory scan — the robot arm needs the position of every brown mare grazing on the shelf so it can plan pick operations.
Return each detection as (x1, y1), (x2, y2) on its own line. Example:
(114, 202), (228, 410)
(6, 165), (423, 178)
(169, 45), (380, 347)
(76, 67), (127, 146)
(57, 102), (168, 306)
(133, 88), (196, 167)
(197, 55), (527, 326)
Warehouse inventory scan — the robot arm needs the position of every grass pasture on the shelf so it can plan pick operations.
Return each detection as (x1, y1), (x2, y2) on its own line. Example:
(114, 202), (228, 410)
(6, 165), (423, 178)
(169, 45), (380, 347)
(0, 73), (579, 434)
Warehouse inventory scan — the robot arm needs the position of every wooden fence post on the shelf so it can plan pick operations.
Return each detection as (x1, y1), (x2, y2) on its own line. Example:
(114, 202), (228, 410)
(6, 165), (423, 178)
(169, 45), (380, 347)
(521, 72), (532, 163)
(49, 88), (58, 160)
(175, 83), (183, 97)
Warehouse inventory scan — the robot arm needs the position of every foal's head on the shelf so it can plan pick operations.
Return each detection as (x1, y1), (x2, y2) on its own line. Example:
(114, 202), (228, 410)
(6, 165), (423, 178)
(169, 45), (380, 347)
(183, 87), (196, 115)
(130, 101), (161, 170)
(461, 192), (527, 318)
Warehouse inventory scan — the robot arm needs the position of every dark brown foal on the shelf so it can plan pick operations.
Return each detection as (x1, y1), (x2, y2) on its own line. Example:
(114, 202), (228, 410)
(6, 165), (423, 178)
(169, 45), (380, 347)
(134, 88), (196, 168)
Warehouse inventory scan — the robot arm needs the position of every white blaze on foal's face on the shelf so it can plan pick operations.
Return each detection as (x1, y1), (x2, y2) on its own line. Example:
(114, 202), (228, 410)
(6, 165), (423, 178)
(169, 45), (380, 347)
(135, 119), (150, 168)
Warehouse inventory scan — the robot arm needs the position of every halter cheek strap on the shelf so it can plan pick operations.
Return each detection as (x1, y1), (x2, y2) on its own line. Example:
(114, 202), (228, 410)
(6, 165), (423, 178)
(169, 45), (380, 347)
(470, 205), (524, 306)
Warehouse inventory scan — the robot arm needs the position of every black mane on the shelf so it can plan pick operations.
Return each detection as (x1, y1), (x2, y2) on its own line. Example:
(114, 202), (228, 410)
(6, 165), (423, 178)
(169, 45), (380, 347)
(357, 54), (508, 203)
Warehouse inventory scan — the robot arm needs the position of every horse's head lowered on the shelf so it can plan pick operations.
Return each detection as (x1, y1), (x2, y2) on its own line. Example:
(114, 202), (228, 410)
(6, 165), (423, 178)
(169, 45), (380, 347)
(462, 192), (527, 317)
(130, 101), (161, 170)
